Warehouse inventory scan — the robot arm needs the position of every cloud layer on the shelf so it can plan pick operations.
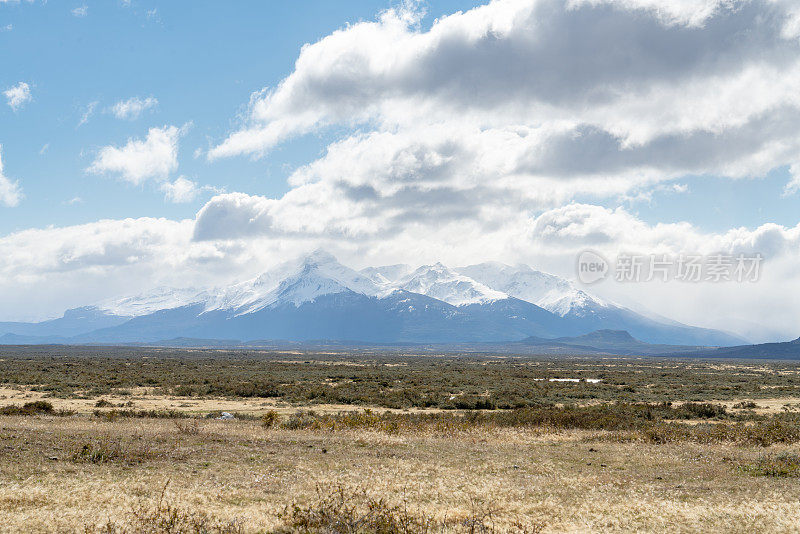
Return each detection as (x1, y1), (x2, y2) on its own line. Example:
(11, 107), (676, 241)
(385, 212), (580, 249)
(209, 0), (800, 203)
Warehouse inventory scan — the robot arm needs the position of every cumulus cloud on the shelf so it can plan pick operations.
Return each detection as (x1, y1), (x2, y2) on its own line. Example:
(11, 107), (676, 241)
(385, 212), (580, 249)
(109, 96), (158, 120)
(87, 125), (182, 184)
(4, 82), (31, 111)
(209, 0), (800, 198)
(0, 146), (22, 207)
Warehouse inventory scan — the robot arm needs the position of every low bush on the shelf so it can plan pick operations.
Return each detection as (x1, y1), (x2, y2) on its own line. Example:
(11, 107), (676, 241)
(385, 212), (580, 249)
(261, 410), (280, 428)
(70, 437), (173, 465)
(173, 419), (202, 435)
(277, 402), (733, 435)
(89, 484), (244, 533)
(277, 484), (543, 534)
(0, 400), (64, 416)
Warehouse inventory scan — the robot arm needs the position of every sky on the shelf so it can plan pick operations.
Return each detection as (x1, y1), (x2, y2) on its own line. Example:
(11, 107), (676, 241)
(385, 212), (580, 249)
(2, 0), (800, 341)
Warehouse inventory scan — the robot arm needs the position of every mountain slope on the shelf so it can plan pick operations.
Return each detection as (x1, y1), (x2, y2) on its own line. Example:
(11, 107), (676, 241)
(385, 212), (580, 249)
(458, 262), (745, 346)
(397, 263), (506, 306)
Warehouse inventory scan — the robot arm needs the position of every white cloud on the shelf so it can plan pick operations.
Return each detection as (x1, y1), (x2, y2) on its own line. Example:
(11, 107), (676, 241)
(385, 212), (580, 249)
(209, 0), (800, 198)
(159, 176), (220, 204)
(4, 82), (31, 111)
(109, 96), (158, 120)
(0, 146), (22, 207)
(87, 125), (182, 185)
(0, 145), (22, 208)
(71, 5), (87, 17)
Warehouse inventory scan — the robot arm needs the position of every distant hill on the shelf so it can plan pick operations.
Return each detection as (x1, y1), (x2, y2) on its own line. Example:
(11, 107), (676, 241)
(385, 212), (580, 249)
(663, 337), (800, 359)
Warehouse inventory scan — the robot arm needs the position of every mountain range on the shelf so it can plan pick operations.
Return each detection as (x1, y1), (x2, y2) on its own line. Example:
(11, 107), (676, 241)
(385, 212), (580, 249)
(0, 250), (747, 347)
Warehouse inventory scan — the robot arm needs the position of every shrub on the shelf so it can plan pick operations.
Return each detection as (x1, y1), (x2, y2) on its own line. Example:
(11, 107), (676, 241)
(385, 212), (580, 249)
(743, 452), (800, 477)
(88, 484), (244, 533)
(261, 410), (280, 429)
(173, 419), (202, 435)
(278, 485), (544, 534)
(0, 400), (56, 416)
(278, 485), (435, 534)
(70, 437), (171, 465)
(679, 402), (728, 419)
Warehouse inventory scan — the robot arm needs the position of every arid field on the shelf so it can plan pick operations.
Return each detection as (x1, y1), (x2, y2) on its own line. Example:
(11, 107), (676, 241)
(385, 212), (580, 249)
(3, 348), (800, 533)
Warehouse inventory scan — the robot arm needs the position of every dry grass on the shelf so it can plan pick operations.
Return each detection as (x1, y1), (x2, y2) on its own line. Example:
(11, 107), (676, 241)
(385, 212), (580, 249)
(2, 414), (800, 533)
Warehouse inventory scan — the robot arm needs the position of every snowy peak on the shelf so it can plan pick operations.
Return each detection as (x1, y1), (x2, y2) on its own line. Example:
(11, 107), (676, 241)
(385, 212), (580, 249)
(360, 264), (413, 285)
(263, 254), (382, 309)
(100, 254), (613, 320)
(206, 250), (384, 314)
(457, 262), (609, 317)
(397, 262), (507, 306)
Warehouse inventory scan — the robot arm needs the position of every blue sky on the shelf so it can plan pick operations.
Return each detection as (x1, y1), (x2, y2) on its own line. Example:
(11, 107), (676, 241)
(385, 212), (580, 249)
(3, 0), (798, 235)
(0, 0), (483, 233)
(2, 0), (800, 338)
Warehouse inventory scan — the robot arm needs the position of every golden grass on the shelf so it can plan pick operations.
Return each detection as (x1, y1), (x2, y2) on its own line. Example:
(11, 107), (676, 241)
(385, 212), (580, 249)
(0, 386), (466, 418)
(2, 414), (800, 533)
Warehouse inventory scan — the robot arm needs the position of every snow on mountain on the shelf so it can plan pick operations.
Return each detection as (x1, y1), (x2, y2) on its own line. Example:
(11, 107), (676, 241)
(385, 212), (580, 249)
(360, 264), (413, 285)
(100, 250), (386, 317)
(99, 286), (204, 317)
(397, 263), (507, 306)
(457, 262), (609, 317)
(206, 249), (387, 315)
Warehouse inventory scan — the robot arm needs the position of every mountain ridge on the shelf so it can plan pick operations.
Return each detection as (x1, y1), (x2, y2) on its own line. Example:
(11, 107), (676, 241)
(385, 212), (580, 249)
(0, 250), (747, 347)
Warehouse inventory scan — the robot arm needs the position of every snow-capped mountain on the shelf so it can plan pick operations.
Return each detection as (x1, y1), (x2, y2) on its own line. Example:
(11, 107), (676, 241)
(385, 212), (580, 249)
(360, 264), (414, 286)
(396, 263), (506, 306)
(457, 261), (742, 345)
(457, 262), (608, 318)
(0, 250), (746, 346)
(204, 250), (386, 315)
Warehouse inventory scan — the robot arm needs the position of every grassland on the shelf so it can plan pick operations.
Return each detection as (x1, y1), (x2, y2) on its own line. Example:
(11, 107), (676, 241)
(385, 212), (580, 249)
(2, 347), (800, 532)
